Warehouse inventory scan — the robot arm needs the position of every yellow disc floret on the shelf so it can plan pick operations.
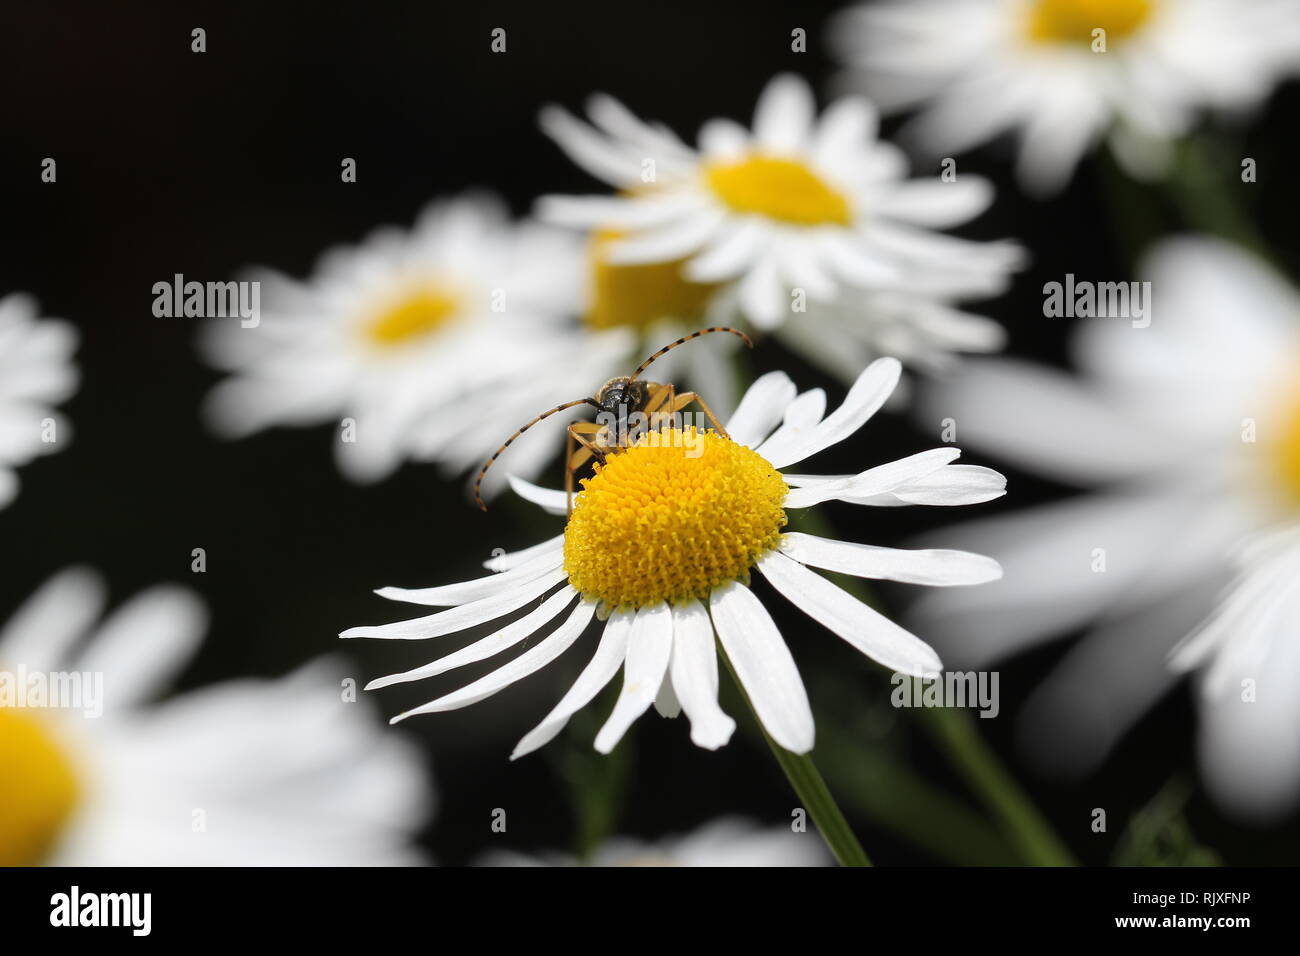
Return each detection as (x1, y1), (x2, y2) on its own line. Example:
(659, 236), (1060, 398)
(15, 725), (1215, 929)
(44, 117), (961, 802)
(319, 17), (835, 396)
(0, 704), (80, 866)
(586, 230), (720, 331)
(564, 427), (788, 609)
(365, 288), (461, 347)
(705, 156), (852, 227)
(1269, 387), (1300, 506)
(1027, 0), (1155, 46)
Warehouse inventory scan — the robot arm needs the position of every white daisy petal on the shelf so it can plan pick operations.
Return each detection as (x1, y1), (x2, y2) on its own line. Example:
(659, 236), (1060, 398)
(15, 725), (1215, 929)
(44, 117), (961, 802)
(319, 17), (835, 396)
(780, 531), (1002, 586)
(538, 104), (641, 186)
(366, 587), (578, 690)
(483, 534), (566, 572)
(758, 550), (942, 677)
(753, 73), (817, 152)
(783, 447), (960, 508)
(710, 581), (814, 754)
(507, 474), (569, 515)
(511, 607), (635, 759)
(77, 586), (209, 710)
(754, 388), (827, 464)
(670, 600), (736, 750)
(379, 539), (564, 606)
(604, 209), (726, 265)
(0, 566), (104, 672)
(726, 371), (798, 448)
(394, 598), (596, 720)
(762, 357), (902, 469)
(341, 567), (567, 640)
(594, 602), (675, 753)
(874, 177), (993, 228)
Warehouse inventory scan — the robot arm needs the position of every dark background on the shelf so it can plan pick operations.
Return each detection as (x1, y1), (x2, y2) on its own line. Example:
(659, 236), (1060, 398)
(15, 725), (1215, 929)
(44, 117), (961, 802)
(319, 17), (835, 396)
(1, 0), (1297, 864)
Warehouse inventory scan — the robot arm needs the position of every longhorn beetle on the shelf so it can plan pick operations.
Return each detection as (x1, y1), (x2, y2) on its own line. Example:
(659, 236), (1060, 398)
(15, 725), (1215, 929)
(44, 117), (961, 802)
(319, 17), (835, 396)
(475, 326), (753, 515)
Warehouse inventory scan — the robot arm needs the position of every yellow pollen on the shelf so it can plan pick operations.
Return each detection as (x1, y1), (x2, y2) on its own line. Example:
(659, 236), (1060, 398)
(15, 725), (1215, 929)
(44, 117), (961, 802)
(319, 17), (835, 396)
(0, 704), (80, 866)
(705, 156), (852, 227)
(564, 427), (788, 609)
(365, 288), (461, 346)
(586, 231), (721, 331)
(1027, 0), (1155, 46)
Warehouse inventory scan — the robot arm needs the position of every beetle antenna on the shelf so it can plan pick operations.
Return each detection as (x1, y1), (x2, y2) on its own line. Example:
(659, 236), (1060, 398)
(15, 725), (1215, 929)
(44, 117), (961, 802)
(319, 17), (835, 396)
(475, 398), (599, 511)
(629, 326), (753, 382)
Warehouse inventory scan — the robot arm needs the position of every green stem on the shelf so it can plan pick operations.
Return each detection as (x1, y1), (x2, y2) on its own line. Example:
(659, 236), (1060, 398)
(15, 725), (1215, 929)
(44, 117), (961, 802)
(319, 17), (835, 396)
(721, 650), (871, 867)
(1165, 133), (1275, 265)
(918, 707), (1075, 867)
(785, 505), (1075, 866)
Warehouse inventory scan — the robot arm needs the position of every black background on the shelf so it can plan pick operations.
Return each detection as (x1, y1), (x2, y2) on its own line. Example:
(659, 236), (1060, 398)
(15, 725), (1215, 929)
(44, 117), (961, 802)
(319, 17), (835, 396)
(1, 0), (1297, 865)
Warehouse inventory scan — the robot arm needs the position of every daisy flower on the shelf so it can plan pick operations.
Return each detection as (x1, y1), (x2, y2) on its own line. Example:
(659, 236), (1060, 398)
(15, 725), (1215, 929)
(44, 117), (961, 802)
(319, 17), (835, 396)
(537, 74), (1021, 371)
(910, 236), (1300, 820)
(344, 357), (1005, 758)
(0, 568), (431, 865)
(831, 0), (1300, 194)
(0, 293), (78, 510)
(477, 816), (831, 867)
(201, 194), (629, 492)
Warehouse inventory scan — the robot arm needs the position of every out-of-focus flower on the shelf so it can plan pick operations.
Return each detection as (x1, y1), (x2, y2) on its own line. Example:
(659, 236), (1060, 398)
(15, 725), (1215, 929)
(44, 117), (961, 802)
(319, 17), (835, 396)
(911, 237), (1300, 821)
(0, 294), (78, 510)
(345, 358), (1004, 758)
(477, 816), (832, 866)
(200, 194), (629, 494)
(537, 74), (1021, 377)
(0, 568), (431, 865)
(831, 0), (1300, 194)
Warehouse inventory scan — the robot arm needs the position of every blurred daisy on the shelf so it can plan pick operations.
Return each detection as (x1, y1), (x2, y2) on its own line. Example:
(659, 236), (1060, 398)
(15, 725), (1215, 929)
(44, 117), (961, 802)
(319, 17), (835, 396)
(201, 195), (628, 492)
(0, 294), (78, 510)
(912, 237), (1300, 820)
(832, 0), (1300, 193)
(537, 74), (1021, 371)
(478, 816), (831, 867)
(0, 568), (431, 865)
(345, 358), (1005, 757)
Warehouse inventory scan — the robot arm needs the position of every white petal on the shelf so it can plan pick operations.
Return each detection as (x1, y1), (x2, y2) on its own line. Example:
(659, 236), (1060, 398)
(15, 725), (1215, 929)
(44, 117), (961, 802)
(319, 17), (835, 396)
(366, 587), (578, 690)
(604, 209), (726, 265)
(484, 534), (566, 572)
(779, 531), (1002, 586)
(341, 567), (567, 640)
(511, 608), (635, 759)
(78, 586), (208, 710)
(538, 104), (639, 186)
(875, 177), (992, 228)
(753, 73), (816, 152)
(753, 388), (826, 465)
(710, 581), (814, 754)
(393, 598), (596, 720)
(726, 371), (797, 448)
(758, 550), (942, 677)
(852, 464), (1006, 507)
(594, 602), (674, 753)
(782, 447), (960, 508)
(379, 540), (564, 606)
(508, 474), (568, 515)
(762, 357), (901, 468)
(0, 567), (104, 673)
(670, 600), (736, 749)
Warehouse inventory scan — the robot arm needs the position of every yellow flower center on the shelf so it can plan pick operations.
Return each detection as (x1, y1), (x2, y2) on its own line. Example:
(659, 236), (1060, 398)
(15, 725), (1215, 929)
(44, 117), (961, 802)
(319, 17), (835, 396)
(564, 428), (788, 609)
(705, 156), (852, 227)
(1268, 387), (1300, 506)
(586, 231), (720, 331)
(364, 287), (461, 347)
(1026, 0), (1155, 46)
(0, 704), (80, 866)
